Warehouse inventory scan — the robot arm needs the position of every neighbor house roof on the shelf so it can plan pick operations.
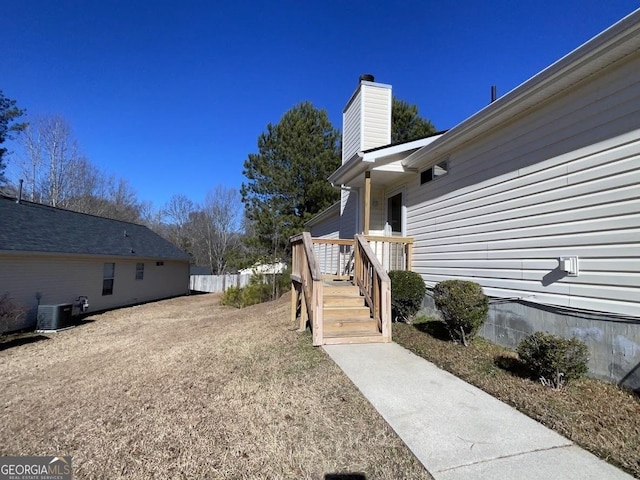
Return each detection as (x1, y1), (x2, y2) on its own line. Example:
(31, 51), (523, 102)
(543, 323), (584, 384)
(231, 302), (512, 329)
(0, 195), (190, 261)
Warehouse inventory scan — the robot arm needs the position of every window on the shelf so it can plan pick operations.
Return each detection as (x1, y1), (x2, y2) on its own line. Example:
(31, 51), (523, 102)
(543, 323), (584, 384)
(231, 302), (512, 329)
(421, 160), (448, 185)
(156, 261), (164, 266)
(102, 262), (115, 296)
(135, 262), (144, 280)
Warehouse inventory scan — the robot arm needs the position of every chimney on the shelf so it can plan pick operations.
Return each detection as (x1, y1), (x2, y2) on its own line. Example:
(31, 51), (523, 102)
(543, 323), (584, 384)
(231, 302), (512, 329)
(16, 179), (23, 204)
(342, 74), (392, 164)
(491, 85), (497, 103)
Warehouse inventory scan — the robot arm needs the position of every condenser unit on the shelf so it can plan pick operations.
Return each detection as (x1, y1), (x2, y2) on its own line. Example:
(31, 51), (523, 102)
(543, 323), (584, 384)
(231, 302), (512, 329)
(36, 304), (74, 332)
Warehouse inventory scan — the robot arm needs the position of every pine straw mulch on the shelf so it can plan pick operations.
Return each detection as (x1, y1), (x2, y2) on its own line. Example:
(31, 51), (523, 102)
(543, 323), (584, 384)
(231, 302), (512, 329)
(393, 317), (640, 478)
(0, 294), (431, 480)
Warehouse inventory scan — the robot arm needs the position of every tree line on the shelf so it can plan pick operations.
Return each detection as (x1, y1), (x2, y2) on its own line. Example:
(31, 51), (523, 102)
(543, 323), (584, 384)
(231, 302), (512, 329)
(1, 89), (435, 276)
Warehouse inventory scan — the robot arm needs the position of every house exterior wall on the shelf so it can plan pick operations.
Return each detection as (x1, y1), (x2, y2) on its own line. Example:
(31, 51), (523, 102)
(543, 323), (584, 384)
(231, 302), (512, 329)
(340, 187), (359, 239)
(308, 210), (341, 239)
(0, 253), (189, 330)
(406, 52), (640, 389)
(407, 52), (640, 317)
(367, 186), (386, 235)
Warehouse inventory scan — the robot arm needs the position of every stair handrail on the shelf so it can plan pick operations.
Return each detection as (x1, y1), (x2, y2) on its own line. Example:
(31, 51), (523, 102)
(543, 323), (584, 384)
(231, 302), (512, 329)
(290, 232), (323, 345)
(354, 234), (392, 342)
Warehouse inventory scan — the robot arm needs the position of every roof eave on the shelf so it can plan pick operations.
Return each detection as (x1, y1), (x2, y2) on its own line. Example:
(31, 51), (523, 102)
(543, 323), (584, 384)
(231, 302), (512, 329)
(304, 201), (340, 228)
(403, 8), (640, 169)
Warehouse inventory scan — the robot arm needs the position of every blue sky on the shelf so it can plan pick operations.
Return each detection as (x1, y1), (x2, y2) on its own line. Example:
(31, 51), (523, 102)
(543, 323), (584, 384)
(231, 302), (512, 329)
(2, 1), (638, 210)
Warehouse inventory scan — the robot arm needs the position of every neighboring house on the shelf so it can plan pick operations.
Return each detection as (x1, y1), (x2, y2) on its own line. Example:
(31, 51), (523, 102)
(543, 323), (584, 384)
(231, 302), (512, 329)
(238, 261), (287, 276)
(0, 194), (191, 331)
(308, 10), (640, 389)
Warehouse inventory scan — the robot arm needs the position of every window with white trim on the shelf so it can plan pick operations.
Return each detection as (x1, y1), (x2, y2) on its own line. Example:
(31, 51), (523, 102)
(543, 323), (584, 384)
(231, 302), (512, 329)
(421, 160), (448, 185)
(102, 262), (115, 296)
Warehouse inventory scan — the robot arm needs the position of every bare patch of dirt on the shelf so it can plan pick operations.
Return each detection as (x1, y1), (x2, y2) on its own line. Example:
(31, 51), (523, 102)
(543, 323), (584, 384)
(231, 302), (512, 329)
(1, 293), (430, 479)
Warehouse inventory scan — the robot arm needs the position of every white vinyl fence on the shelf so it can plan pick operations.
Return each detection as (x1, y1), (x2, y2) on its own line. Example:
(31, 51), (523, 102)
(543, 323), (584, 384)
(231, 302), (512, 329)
(189, 274), (252, 293)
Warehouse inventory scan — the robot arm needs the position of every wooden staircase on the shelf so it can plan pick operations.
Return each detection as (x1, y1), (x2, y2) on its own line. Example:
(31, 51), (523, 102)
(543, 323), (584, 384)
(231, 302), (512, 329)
(322, 280), (385, 344)
(290, 232), (392, 346)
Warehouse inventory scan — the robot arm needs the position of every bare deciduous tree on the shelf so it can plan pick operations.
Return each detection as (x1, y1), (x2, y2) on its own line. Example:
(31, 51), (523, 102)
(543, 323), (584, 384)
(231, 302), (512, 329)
(18, 115), (80, 206)
(162, 194), (195, 252)
(203, 186), (241, 274)
(161, 187), (242, 274)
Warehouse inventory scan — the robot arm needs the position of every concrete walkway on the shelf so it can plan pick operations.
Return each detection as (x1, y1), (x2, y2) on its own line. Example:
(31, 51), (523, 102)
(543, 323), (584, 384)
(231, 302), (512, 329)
(324, 342), (634, 480)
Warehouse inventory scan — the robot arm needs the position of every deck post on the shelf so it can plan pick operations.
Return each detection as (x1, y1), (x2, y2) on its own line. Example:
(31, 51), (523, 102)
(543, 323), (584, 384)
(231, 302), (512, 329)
(363, 171), (371, 235)
(300, 287), (308, 332)
(290, 283), (297, 325)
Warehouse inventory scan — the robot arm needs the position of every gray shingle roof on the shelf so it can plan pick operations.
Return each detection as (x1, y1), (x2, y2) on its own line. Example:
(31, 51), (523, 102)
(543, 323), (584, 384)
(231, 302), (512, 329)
(0, 195), (190, 261)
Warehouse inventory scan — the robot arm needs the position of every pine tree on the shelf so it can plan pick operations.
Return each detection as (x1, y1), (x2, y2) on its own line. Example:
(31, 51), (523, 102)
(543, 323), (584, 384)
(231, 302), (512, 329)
(0, 90), (27, 184)
(392, 96), (436, 143)
(241, 101), (341, 258)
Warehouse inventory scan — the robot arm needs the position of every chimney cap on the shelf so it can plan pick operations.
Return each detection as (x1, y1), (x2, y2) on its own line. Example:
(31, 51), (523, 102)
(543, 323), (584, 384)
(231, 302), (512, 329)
(359, 73), (375, 83)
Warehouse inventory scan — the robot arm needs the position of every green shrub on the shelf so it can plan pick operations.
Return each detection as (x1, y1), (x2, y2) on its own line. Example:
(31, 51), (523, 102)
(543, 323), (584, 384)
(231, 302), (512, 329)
(220, 270), (291, 309)
(389, 270), (426, 323)
(517, 332), (589, 388)
(433, 280), (488, 345)
(220, 286), (243, 308)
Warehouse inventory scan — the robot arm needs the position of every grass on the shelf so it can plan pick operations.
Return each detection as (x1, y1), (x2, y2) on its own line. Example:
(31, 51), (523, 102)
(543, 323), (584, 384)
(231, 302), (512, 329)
(394, 316), (640, 478)
(0, 294), (431, 479)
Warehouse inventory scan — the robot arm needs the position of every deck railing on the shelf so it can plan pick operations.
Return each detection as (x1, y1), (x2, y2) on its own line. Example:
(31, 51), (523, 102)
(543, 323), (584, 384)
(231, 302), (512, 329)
(290, 232), (324, 345)
(354, 234), (392, 342)
(311, 238), (355, 279)
(366, 236), (414, 272)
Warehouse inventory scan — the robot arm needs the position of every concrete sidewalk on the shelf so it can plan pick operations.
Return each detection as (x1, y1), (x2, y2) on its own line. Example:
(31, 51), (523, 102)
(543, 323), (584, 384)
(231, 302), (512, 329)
(324, 343), (633, 480)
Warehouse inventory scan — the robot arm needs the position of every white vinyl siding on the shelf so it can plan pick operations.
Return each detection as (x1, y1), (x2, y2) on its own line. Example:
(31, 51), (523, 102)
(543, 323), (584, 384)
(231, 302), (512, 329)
(309, 211), (341, 239)
(0, 254), (189, 329)
(407, 52), (640, 317)
(368, 186), (386, 234)
(361, 84), (391, 151)
(342, 91), (361, 163)
(342, 82), (391, 163)
(340, 188), (359, 239)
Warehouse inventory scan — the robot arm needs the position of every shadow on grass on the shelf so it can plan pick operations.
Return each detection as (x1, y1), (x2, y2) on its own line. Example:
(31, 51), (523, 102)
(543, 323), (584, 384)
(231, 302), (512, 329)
(411, 319), (450, 341)
(494, 354), (533, 380)
(0, 334), (49, 351)
(75, 318), (96, 327)
(325, 474), (366, 480)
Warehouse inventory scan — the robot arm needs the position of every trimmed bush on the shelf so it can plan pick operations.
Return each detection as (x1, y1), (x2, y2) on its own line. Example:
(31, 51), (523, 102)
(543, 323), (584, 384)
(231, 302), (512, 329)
(433, 280), (488, 345)
(389, 270), (426, 323)
(517, 332), (589, 388)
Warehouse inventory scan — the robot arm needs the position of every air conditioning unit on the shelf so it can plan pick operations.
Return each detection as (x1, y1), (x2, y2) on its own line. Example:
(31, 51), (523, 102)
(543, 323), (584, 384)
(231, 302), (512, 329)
(36, 304), (74, 331)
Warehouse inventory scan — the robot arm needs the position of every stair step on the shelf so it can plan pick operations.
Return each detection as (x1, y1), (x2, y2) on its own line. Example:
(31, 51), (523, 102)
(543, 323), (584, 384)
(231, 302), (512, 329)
(324, 306), (371, 320)
(324, 285), (360, 296)
(323, 334), (389, 345)
(323, 295), (365, 307)
(323, 318), (378, 335)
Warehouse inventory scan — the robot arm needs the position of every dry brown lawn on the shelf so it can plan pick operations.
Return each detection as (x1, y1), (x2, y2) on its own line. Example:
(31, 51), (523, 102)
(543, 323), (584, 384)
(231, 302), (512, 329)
(0, 294), (430, 479)
(394, 318), (640, 478)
